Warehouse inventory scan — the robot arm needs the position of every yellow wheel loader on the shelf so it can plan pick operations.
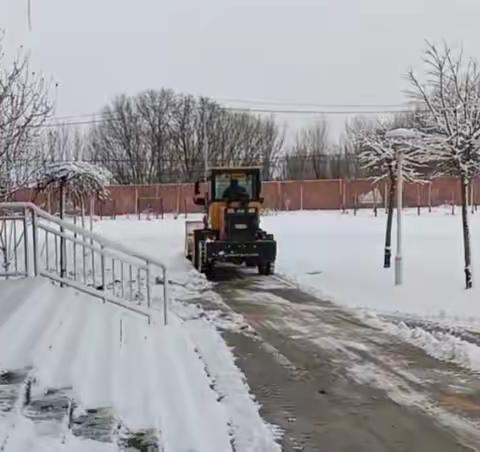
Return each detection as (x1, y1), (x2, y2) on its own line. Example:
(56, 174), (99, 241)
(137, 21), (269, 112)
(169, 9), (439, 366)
(185, 167), (276, 279)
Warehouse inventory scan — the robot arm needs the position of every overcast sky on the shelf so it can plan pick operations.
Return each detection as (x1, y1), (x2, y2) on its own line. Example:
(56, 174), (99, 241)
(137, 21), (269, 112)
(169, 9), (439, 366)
(2, 0), (480, 139)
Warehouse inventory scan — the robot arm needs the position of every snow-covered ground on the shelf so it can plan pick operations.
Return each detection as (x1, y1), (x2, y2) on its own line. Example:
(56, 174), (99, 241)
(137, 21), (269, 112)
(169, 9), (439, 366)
(96, 208), (480, 372)
(101, 208), (480, 324)
(0, 231), (280, 451)
(262, 208), (480, 324)
(3, 206), (480, 450)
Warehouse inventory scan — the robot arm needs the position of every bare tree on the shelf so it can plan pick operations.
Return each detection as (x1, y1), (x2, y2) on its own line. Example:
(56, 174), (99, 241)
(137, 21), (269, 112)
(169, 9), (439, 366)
(0, 33), (55, 278)
(408, 42), (480, 289)
(38, 124), (87, 163)
(285, 118), (330, 179)
(89, 90), (284, 183)
(0, 33), (55, 200)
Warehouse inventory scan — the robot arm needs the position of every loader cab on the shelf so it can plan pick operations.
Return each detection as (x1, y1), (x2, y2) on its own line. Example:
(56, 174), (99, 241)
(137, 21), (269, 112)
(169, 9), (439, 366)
(199, 168), (263, 234)
(211, 169), (260, 203)
(193, 168), (262, 205)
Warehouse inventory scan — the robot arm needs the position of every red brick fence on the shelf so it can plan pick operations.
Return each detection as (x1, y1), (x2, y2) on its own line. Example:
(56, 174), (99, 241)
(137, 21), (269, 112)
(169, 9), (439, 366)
(13, 176), (478, 217)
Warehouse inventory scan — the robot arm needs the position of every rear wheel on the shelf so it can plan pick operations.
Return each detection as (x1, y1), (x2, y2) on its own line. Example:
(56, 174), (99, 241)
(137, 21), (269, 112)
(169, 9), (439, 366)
(193, 230), (205, 270)
(258, 261), (274, 276)
(193, 237), (200, 270)
(197, 240), (215, 280)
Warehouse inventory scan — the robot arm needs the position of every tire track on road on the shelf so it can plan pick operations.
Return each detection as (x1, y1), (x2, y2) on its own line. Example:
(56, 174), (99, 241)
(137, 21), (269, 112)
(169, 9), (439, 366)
(211, 268), (480, 452)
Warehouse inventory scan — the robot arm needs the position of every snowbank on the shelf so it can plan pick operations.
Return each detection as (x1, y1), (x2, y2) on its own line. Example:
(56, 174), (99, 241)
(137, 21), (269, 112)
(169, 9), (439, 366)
(0, 245), (281, 450)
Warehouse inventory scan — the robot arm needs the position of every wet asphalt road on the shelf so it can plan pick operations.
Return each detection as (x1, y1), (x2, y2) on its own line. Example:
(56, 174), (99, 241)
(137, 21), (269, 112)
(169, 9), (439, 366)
(208, 266), (480, 452)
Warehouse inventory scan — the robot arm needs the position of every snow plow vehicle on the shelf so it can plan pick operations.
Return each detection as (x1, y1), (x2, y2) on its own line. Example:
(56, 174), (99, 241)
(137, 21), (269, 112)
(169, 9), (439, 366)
(185, 167), (277, 279)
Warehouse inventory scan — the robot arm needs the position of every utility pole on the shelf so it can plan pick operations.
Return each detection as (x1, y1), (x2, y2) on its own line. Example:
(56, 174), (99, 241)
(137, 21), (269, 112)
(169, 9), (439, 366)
(203, 111), (209, 183)
(203, 109), (209, 215)
(27, 0), (32, 31)
(395, 148), (403, 286)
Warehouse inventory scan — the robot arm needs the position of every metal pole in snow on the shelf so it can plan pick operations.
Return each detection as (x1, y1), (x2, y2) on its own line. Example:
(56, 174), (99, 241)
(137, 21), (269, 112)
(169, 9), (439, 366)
(203, 112), (209, 183)
(395, 149), (403, 286)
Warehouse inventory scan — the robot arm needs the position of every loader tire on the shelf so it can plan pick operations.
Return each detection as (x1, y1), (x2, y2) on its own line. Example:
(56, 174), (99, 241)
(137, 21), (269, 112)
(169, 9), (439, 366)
(197, 240), (215, 280)
(193, 230), (203, 270)
(197, 240), (205, 273)
(258, 262), (274, 276)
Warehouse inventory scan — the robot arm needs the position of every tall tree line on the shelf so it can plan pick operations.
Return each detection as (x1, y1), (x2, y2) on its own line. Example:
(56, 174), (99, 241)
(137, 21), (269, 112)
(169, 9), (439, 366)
(282, 118), (364, 181)
(87, 90), (285, 184)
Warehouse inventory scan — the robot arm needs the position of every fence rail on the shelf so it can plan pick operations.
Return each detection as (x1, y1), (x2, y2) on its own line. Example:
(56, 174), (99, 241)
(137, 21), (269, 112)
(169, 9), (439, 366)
(0, 202), (168, 324)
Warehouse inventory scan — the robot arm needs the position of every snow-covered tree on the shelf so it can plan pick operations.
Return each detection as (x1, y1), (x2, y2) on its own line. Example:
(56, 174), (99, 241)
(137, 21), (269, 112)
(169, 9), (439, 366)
(408, 42), (480, 289)
(350, 118), (425, 268)
(35, 161), (111, 217)
(34, 161), (111, 280)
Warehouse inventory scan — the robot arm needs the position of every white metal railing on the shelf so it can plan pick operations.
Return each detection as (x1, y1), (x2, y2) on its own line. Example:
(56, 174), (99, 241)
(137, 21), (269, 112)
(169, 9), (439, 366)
(0, 202), (168, 324)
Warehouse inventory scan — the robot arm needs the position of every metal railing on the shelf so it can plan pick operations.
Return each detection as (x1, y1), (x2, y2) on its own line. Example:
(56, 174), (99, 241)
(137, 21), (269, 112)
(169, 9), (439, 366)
(0, 202), (168, 324)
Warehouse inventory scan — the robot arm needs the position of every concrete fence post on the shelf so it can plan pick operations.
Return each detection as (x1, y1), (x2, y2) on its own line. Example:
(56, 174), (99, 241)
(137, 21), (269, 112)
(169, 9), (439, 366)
(300, 183), (304, 211)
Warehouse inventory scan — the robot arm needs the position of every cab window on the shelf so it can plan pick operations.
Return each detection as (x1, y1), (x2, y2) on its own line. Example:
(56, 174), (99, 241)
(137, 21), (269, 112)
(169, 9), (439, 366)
(213, 173), (255, 200)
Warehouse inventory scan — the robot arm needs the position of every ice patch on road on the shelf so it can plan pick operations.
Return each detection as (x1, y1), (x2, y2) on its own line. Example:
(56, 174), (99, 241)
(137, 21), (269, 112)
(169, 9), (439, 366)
(347, 361), (480, 448)
(348, 362), (426, 407)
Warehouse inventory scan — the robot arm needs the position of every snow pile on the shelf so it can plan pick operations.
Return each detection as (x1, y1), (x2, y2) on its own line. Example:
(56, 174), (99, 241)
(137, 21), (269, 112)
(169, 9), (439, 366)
(385, 321), (480, 372)
(0, 261), (280, 450)
(186, 318), (281, 452)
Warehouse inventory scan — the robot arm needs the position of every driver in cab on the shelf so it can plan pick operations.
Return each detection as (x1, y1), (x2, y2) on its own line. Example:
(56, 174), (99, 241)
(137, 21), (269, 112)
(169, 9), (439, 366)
(222, 178), (248, 201)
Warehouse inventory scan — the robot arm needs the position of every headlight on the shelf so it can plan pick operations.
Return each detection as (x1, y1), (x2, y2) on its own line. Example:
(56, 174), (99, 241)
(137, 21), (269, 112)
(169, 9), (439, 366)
(236, 208), (245, 213)
(227, 208), (235, 213)
(248, 207), (256, 213)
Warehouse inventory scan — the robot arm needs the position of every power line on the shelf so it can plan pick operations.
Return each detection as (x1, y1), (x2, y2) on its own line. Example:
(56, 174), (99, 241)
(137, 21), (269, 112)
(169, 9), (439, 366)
(36, 106), (418, 130)
(217, 97), (412, 109)
(223, 106), (414, 115)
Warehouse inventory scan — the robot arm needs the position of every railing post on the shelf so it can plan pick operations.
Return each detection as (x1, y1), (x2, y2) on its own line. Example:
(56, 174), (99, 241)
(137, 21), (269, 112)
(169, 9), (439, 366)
(163, 267), (168, 326)
(23, 207), (29, 276)
(13, 219), (18, 273)
(146, 261), (151, 310)
(31, 209), (39, 277)
(2, 216), (9, 279)
(45, 230), (50, 272)
(73, 211), (78, 279)
(101, 245), (106, 303)
(129, 265), (133, 301)
(81, 200), (87, 284)
(111, 258), (116, 296)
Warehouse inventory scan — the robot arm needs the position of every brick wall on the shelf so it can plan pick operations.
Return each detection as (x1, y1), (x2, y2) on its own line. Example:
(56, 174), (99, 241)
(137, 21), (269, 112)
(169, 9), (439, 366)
(14, 176), (478, 216)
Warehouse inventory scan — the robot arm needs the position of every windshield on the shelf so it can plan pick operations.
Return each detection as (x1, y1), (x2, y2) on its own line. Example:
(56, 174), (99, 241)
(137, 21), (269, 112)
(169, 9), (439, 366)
(213, 172), (255, 200)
